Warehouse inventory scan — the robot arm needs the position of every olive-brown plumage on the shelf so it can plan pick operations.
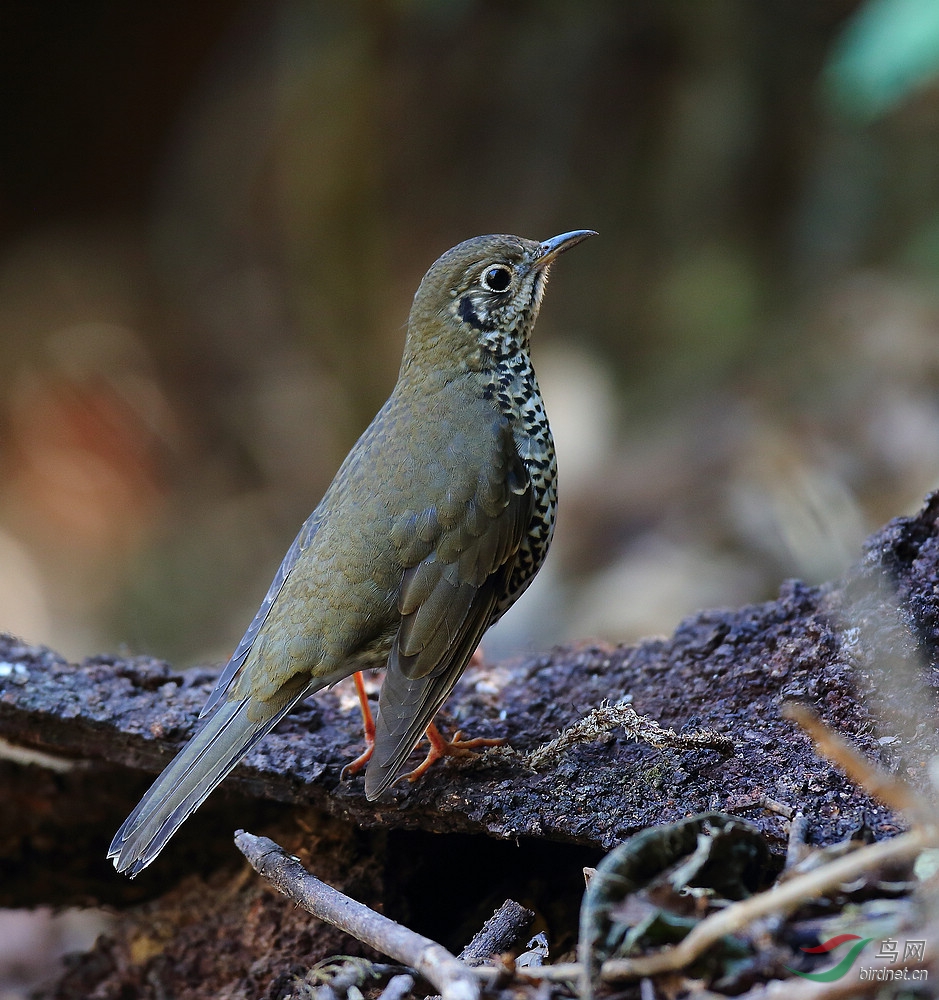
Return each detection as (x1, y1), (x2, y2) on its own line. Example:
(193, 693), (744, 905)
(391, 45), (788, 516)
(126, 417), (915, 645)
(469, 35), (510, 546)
(108, 230), (595, 875)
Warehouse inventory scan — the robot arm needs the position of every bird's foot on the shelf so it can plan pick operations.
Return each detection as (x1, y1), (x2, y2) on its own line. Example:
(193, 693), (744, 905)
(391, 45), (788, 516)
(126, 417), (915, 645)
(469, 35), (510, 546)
(340, 741), (374, 779)
(401, 721), (505, 784)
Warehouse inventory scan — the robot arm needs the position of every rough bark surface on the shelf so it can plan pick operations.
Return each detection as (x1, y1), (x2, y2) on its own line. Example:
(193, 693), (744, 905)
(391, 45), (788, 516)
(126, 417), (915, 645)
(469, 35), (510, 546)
(4, 493), (939, 998)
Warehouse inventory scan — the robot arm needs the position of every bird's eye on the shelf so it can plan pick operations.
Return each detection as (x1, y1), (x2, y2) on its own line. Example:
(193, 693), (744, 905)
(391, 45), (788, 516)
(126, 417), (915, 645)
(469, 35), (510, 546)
(479, 264), (513, 293)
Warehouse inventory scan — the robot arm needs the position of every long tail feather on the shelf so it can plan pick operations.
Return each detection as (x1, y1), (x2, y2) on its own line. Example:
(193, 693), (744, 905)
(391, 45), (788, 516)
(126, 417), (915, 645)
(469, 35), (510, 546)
(108, 689), (307, 876)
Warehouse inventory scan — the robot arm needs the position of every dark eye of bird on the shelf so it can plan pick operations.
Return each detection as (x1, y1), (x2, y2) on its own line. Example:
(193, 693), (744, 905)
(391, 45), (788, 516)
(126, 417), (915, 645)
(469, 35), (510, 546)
(479, 264), (513, 293)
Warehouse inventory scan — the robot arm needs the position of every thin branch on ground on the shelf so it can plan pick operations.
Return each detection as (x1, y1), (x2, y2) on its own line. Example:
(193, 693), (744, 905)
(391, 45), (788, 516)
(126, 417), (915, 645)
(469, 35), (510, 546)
(377, 973), (416, 1000)
(458, 898), (535, 966)
(235, 830), (480, 1000)
(785, 811), (809, 870)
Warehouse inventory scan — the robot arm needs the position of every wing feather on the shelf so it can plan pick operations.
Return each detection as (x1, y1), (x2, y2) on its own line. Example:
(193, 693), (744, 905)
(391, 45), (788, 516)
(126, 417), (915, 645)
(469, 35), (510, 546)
(364, 420), (533, 799)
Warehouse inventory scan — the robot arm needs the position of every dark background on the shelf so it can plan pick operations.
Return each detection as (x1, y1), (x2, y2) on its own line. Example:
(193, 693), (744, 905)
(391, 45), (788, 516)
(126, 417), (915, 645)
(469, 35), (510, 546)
(2, 0), (939, 668)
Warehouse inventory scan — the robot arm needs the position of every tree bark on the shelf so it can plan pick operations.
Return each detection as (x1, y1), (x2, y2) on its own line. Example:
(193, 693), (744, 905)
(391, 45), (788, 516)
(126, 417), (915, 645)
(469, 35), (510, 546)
(4, 492), (939, 997)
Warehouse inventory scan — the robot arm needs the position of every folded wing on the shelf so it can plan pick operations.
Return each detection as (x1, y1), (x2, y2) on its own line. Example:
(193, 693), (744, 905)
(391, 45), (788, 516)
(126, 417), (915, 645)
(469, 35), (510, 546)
(364, 419), (532, 798)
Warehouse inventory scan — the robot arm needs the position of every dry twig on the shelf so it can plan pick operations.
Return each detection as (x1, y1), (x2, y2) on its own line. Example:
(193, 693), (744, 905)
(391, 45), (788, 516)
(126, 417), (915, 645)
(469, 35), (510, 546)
(377, 973), (416, 1000)
(458, 898), (535, 966)
(235, 831), (480, 1000)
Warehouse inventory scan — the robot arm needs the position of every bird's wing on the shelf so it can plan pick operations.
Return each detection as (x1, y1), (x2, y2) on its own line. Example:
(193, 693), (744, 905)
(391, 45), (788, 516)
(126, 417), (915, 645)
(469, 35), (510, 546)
(200, 509), (324, 718)
(364, 418), (532, 798)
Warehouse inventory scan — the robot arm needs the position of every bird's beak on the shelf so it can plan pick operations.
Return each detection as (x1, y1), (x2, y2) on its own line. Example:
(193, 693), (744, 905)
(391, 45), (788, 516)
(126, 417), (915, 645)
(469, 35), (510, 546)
(535, 230), (598, 269)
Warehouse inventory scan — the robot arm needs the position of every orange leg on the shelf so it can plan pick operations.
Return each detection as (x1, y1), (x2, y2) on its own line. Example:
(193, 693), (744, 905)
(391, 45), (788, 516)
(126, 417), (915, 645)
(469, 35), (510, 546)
(341, 647), (501, 783)
(340, 671), (376, 778)
(400, 721), (505, 784)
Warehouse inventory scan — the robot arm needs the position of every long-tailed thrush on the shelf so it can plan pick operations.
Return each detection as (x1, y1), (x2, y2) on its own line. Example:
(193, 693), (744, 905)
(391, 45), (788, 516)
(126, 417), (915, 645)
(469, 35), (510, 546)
(109, 229), (596, 875)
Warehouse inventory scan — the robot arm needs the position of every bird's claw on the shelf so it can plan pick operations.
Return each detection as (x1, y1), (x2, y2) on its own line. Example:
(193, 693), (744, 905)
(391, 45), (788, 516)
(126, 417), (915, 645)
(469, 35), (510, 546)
(340, 743), (373, 779)
(400, 724), (506, 784)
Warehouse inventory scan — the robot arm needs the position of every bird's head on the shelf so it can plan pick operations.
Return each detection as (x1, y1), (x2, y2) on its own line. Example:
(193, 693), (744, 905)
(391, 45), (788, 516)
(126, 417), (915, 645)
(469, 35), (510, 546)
(402, 230), (596, 374)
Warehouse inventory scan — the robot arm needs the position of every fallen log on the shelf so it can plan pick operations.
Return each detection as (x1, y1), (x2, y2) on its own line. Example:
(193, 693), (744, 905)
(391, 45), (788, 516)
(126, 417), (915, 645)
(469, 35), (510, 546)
(3, 493), (939, 997)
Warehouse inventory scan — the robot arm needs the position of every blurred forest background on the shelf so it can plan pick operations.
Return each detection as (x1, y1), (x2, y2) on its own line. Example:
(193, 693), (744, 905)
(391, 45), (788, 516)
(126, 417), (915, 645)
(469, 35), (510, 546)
(4, 1), (939, 994)
(3, 0), (939, 671)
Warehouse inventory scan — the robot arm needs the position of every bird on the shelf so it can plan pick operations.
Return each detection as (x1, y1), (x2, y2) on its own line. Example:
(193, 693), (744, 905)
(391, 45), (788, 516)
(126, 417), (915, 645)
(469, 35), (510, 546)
(108, 229), (596, 876)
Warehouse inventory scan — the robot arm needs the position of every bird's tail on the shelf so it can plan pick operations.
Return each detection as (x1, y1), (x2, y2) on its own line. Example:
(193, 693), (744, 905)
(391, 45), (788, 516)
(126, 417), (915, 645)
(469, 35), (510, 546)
(108, 687), (308, 876)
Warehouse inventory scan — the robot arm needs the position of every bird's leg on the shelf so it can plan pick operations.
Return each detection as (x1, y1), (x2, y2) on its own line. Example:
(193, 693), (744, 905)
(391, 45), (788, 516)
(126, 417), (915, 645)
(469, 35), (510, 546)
(343, 648), (500, 783)
(340, 671), (376, 778)
(398, 643), (501, 782)
(401, 721), (505, 784)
